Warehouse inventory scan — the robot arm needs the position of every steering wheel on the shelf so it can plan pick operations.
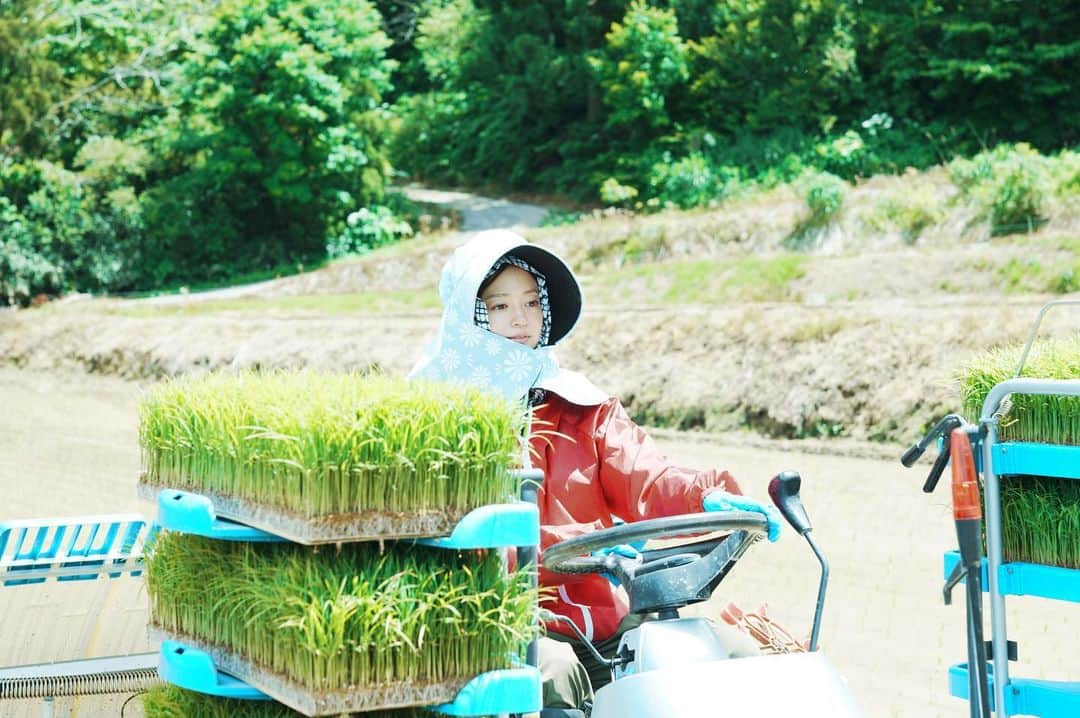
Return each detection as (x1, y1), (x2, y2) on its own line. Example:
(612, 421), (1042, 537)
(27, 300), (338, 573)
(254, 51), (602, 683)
(542, 511), (768, 615)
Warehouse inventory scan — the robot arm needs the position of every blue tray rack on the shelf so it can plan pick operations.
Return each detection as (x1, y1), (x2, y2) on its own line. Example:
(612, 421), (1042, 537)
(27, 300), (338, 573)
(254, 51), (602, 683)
(949, 663), (1080, 718)
(954, 378), (1080, 717)
(943, 551), (1080, 604)
(151, 469), (544, 717)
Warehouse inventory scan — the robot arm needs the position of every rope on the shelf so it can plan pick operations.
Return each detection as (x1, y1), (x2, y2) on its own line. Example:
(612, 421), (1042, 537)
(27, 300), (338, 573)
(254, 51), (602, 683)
(0, 669), (161, 700)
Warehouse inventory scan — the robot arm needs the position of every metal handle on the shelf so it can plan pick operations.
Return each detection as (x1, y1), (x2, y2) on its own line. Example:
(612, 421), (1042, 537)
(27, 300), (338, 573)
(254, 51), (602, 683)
(1013, 299), (1080, 377)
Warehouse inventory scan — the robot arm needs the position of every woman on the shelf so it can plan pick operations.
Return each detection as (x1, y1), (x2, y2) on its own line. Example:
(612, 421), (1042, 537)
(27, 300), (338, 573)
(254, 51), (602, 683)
(410, 229), (779, 709)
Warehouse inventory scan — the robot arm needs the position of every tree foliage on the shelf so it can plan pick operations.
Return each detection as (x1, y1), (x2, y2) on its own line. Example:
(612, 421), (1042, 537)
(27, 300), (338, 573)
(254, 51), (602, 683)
(142, 0), (395, 280)
(0, 1), (64, 156)
(2, 0), (1078, 304)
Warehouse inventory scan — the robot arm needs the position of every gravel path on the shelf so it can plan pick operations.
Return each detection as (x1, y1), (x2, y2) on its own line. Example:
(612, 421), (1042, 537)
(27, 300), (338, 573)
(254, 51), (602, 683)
(400, 185), (552, 231)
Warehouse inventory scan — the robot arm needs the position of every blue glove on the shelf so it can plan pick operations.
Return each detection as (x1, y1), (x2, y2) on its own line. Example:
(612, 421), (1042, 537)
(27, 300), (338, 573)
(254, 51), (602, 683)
(702, 490), (782, 542)
(592, 544), (642, 585)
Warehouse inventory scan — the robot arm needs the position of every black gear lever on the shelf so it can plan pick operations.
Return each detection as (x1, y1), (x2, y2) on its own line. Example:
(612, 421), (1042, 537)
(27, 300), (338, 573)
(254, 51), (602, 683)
(900, 414), (963, 493)
(768, 471), (826, 652)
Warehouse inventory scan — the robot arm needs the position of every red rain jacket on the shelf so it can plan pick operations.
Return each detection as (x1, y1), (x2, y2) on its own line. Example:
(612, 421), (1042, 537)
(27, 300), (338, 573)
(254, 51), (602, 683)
(530, 393), (741, 642)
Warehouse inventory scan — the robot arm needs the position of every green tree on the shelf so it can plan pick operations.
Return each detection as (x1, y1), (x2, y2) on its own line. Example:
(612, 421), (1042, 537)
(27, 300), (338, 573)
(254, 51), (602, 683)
(588, 1), (689, 138)
(2, 0), (212, 161)
(0, 0), (63, 156)
(394, 0), (630, 194)
(689, 0), (860, 136)
(144, 0), (395, 280)
(857, 0), (1080, 149)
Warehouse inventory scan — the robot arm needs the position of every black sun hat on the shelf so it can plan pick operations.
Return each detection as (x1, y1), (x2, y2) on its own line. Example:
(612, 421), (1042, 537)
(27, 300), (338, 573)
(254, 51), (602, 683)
(500, 244), (583, 346)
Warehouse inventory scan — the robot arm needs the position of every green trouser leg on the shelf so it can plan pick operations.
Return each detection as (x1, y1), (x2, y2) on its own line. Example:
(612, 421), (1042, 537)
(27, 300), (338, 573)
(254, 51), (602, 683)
(538, 636), (593, 709)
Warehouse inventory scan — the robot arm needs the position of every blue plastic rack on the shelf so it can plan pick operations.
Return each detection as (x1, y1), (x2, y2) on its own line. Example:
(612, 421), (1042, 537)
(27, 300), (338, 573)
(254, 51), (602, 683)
(943, 552), (1080, 604)
(156, 488), (540, 548)
(990, 442), (1080, 482)
(0, 514), (150, 586)
(949, 663), (1080, 718)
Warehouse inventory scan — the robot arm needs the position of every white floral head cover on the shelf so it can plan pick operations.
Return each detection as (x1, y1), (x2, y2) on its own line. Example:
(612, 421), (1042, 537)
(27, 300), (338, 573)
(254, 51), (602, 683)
(409, 229), (607, 406)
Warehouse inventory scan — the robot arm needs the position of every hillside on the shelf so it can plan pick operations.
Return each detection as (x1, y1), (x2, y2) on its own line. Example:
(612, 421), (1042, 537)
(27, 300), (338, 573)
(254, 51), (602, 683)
(2, 168), (1079, 448)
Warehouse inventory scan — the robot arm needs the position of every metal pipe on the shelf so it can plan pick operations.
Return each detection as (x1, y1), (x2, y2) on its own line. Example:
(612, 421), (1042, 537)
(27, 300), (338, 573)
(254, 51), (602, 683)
(1013, 300), (1080, 378)
(514, 468), (545, 670)
(805, 532), (829, 653)
(979, 379), (1080, 715)
(981, 416), (1007, 717)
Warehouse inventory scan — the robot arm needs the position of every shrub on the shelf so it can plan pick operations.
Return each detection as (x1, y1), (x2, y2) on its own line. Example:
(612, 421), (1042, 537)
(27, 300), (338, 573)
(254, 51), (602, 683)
(0, 197), (63, 305)
(599, 177), (639, 207)
(875, 179), (947, 244)
(949, 143), (1050, 237)
(814, 130), (867, 179)
(783, 170), (847, 249)
(587, 1), (689, 137)
(648, 153), (738, 209)
(804, 172), (847, 225)
(0, 157), (148, 302)
(1050, 149), (1080, 196)
(990, 149), (1049, 236)
(326, 206), (414, 259)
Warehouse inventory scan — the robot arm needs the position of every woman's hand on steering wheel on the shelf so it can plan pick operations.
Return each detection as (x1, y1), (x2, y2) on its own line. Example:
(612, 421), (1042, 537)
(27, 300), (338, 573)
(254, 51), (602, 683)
(702, 490), (782, 542)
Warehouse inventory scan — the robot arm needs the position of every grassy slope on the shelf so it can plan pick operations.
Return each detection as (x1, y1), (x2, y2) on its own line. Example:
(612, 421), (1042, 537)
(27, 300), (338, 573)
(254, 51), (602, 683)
(4, 162), (1079, 445)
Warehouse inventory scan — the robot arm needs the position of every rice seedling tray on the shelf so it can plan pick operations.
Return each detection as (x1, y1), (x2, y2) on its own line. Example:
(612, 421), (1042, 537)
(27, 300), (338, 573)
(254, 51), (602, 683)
(141, 683), (507, 718)
(146, 533), (539, 713)
(139, 371), (525, 541)
(148, 488), (540, 548)
(153, 634), (541, 716)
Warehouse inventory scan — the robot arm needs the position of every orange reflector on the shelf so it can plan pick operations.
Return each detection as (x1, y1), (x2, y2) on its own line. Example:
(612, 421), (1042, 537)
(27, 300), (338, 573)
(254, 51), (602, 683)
(950, 428), (982, 521)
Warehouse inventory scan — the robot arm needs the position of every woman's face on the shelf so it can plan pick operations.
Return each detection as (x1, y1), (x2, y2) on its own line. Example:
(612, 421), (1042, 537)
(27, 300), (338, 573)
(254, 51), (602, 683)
(480, 266), (543, 348)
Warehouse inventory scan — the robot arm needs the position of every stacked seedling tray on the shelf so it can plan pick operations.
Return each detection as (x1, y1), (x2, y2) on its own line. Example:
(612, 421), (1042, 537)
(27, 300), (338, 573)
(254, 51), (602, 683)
(137, 371), (542, 717)
(945, 329), (1080, 717)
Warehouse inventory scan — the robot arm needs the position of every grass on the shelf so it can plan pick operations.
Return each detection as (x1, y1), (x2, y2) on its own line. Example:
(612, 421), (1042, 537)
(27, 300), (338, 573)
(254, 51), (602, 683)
(147, 532), (539, 694)
(996, 256), (1080, 295)
(103, 289), (441, 318)
(870, 181), (947, 244)
(142, 685), (460, 717)
(121, 259), (334, 300)
(586, 254), (806, 305)
(139, 371), (524, 518)
(959, 335), (1080, 444)
(786, 316), (849, 343)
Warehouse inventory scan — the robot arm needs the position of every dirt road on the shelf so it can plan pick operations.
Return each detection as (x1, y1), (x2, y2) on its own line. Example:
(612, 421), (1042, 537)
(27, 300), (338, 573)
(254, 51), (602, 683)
(4, 369), (1078, 717)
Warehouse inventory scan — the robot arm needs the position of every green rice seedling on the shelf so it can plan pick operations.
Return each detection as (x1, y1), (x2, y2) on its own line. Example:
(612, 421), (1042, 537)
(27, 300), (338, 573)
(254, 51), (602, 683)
(146, 532), (539, 703)
(999, 475), (1080, 569)
(959, 334), (1080, 445)
(139, 371), (524, 526)
(141, 684), (479, 717)
(959, 335), (1080, 567)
